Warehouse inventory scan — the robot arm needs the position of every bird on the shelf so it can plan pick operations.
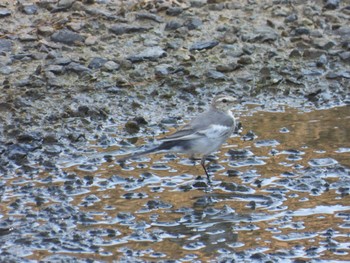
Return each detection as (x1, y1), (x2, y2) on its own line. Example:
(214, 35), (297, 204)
(118, 94), (238, 183)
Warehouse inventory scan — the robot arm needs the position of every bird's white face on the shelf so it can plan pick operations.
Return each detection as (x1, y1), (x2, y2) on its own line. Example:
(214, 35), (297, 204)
(212, 95), (237, 111)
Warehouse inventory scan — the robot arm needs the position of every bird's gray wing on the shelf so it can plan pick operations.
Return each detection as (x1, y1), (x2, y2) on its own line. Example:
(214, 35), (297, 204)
(160, 109), (234, 142)
(161, 123), (232, 142)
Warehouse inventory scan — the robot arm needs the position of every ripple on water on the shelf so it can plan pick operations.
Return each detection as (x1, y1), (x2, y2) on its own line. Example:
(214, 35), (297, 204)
(308, 158), (338, 167)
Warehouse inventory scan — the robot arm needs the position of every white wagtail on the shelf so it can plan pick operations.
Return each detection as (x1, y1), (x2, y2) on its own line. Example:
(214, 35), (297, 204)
(118, 95), (238, 182)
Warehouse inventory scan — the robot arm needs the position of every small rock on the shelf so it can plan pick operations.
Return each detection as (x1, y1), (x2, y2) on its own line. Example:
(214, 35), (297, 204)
(51, 29), (85, 45)
(127, 46), (166, 62)
(103, 61), (120, 71)
(0, 9), (11, 17)
(216, 63), (240, 72)
(294, 27), (310, 36)
(285, 13), (298, 23)
(166, 7), (183, 16)
(324, 0), (340, 10)
(303, 49), (326, 59)
(135, 12), (163, 23)
(184, 17), (203, 30)
(221, 31), (238, 44)
(206, 70), (227, 80)
(339, 51), (350, 62)
(37, 26), (55, 36)
(165, 20), (183, 31)
(155, 64), (174, 76)
(109, 25), (150, 35)
(19, 3), (38, 15)
(242, 27), (279, 43)
(316, 54), (328, 67)
(325, 72), (340, 79)
(88, 57), (107, 69)
(313, 39), (336, 50)
(289, 49), (302, 58)
(189, 40), (219, 51)
(65, 62), (91, 74)
(0, 39), (12, 53)
(238, 56), (253, 65)
(47, 64), (64, 74)
(85, 35), (98, 45)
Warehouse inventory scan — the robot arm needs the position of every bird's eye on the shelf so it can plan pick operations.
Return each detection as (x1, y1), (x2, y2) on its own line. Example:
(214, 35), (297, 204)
(222, 99), (227, 103)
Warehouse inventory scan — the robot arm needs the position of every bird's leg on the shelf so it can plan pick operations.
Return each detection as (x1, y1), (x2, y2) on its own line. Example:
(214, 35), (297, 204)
(200, 156), (211, 184)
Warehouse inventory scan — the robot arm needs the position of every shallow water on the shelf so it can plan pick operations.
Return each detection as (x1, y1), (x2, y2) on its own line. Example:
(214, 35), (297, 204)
(1, 105), (350, 262)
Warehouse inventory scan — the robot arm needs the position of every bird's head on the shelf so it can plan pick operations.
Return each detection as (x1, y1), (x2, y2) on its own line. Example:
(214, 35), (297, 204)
(212, 95), (237, 111)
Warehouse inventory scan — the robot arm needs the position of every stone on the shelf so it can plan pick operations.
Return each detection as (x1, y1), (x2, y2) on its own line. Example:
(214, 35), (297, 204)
(65, 62), (91, 74)
(324, 0), (340, 10)
(103, 61), (120, 71)
(127, 46), (166, 62)
(0, 9), (11, 17)
(135, 12), (163, 23)
(19, 4), (38, 15)
(313, 39), (336, 50)
(109, 25), (150, 35)
(216, 63), (240, 72)
(303, 49), (326, 59)
(51, 29), (85, 45)
(339, 51), (350, 62)
(165, 20), (183, 31)
(166, 7), (183, 16)
(294, 27), (310, 36)
(238, 56), (253, 65)
(88, 57), (107, 69)
(189, 40), (219, 51)
(155, 64), (174, 76)
(206, 70), (227, 80)
(0, 39), (12, 53)
(184, 17), (203, 30)
(285, 13), (298, 23)
(242, 27), (279, 43)
(124, 121), (140, 134)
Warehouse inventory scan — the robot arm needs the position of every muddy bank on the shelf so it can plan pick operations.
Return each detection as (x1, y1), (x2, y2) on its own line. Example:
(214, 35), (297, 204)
(0, 0), (350, 262)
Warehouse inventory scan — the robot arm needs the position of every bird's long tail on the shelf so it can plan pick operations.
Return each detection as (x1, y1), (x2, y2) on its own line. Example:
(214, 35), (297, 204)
(117, 140), (180, 162)
(117, 145), (161, 162)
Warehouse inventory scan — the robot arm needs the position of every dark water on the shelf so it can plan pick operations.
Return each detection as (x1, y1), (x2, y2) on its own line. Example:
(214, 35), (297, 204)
(1, 105), (350, 262)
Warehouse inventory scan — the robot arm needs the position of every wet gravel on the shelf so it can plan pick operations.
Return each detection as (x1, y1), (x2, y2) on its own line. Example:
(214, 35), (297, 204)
(1, 0), (350, 262)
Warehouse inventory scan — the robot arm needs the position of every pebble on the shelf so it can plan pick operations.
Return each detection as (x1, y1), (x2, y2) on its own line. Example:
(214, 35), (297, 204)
(103, 61), (120, 71)
(19, 3), (38, 15)
(166, 7), (183, 16)
(184, 17), (203, 30)
(237, 56), (253, 65)
(189, 40), (219, 51)
(51, 29), (85, 45)
(155, 64), (173, 76)
(206, 70), (227, 80)
(303, 49), (326, 59)
(216, 63), (240, 72)
(109, 25), (150, 35)
(127, 46), (166, 62)
(165, 20), (183, 31)
(285, 13), (298, 23)
(88, 57), (107, 69)
(0, 39), (12, 53)
(65, 62), (91, 74)
(135, 12), (163, 23)
(339, 51), (350, 62)
(47, 65), (64, 74)
(313, 39), (336, 50)
(324, 0), (340, 9)
(0, 9), (11, 17)
(242, 27), (279, 42)
(294, 27), (310, 36)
